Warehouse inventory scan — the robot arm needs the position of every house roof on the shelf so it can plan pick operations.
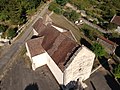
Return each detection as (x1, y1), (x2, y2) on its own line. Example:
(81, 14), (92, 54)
(97, 36), (117, 54)
(98, 36), (117, 46)
(52, 23), (75, 41)
(111, 15), (120, 26)
(27, 18), (79, 71)
(27, 37), (45, 57)
(33, 18), (46, 34)
(42, 25), (79, 71)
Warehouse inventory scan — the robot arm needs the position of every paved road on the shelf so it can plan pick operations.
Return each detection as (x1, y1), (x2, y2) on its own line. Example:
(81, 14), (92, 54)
(0, 57), (59, 90)
(0, 2), (50, 78)
(81, 18), (111, 34)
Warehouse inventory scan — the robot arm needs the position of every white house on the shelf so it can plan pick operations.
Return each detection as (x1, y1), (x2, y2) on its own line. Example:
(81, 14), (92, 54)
(25, 16), (95, 88)
(64, 45), (95, 88)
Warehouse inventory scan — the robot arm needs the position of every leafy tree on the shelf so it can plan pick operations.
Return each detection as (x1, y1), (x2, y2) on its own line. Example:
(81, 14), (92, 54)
(69, 10), (80, 22)
(63, 10), (80, 22)
(49, 2), (62, 14)
(69, 0), (91, 10)
(91, 42), (106, 58)
(113, 64), (120, 79)
(0, 25), (8, 33)
(55, 0), (68, 6)
(6, 27), (17, 39)
(0, 0), (42, 25)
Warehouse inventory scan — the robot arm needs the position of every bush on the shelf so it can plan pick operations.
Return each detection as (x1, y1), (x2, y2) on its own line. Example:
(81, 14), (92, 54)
(55, 0), (68, 6)
(81, 24), (100, 41)
(63, 10), (80, 22)
(0, 24), (8, 33)
(6, 27), (18, 39)
(113, 64), (120, 79)
(91, 42), (106, 58)
(49, 2), (62, 14)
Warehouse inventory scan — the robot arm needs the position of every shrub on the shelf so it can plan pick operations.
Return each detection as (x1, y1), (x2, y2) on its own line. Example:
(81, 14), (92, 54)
(113, 64), (120, 79)
(0, 24), (8, 33)
(49, 2), (62, 14)
(6, 27), (18, 39)
(91, 42), (106, 58)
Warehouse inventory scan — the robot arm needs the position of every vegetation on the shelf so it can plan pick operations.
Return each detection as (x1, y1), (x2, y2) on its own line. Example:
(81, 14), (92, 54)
(56, 0), (68, 6)
(0, 0), (45, 25)
(0, 0), (46, 40)
(48, 2), (63, 14)
(63, 10), (80, 22)
(49, 1), (80, 22)
(81, 24), (103, 41)
(113, 64), (120, 79)
(91, 42), (106, 58)
(5, 27), (18, 39)
(69, 0), (91, 10)
(68, 0), (120, 30)
(49, 0), (120, 30)
(0, 24), (8, 33)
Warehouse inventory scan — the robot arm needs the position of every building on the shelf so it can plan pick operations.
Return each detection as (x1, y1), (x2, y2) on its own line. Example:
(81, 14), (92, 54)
(111, 15), (120, 33)
(25, 16), (95, 89)
(97, 36), (118, 54)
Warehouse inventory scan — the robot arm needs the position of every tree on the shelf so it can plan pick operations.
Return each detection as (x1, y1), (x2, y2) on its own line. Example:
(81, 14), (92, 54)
(69, 10), (80, 22)
(63, 10), (80, 22)
(0, 25), (8, 33)
(49, 2), (62, 14)
(56, 0), (68, 6)
(91, 42), (106, 58)
(0, 0), (42, 25)
(6, 27), (17, 39)
(113, 64), (120, 79)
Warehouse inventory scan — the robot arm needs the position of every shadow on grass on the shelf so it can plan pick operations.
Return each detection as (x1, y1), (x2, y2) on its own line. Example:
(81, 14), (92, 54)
(98, 56), (110, 71)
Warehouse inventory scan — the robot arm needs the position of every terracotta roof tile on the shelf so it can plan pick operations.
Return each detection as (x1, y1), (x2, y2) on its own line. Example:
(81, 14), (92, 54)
(33, 18), (46, 34)
(27, 37), (45, 57)
(27, 18), (79, 71)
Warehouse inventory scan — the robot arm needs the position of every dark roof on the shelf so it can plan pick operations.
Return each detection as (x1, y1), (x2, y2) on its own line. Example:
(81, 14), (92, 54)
(111, 15), (120, 26)
(27, 37), (45, 57)
(33, 18), (46, 34)
(41, 25), (78, 71)
(27, 18), (79, 71)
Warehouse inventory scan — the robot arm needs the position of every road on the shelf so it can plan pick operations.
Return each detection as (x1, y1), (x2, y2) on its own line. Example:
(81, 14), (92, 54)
(81, 18), (111, 34)
(0, 57), (59, 90)
(0, 2), (50, 79)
